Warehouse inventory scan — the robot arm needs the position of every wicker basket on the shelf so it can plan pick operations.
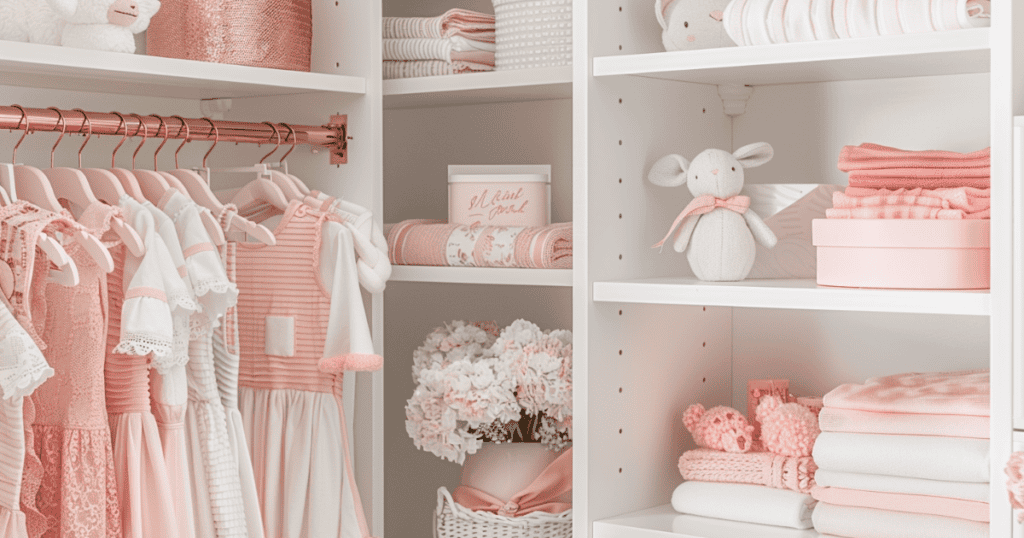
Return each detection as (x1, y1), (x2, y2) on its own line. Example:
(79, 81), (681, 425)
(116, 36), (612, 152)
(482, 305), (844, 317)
(492, 0), (572, 70)
(434, 487), (572, 538)
(146, 0), (312, 72)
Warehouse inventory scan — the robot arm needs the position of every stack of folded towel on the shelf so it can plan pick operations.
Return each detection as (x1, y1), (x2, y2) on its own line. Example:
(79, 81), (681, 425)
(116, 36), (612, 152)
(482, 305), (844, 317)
(811, 369), (990, 538)
(382, 9), (496, 79)
(826, 143), (991, 220)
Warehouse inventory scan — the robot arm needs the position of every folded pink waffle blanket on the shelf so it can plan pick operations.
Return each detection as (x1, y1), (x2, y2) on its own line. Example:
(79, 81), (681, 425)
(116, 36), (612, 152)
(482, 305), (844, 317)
(386, 220), (572, 269)
(818, 407), (989, 439)
(836, 187), (991, 214)
(847, 170), (991, 190)
(825, 205), (982, 219)
(822, 369), (989, 416)
(839, 143), (991, 172)
(678, 449), (817, 494)
(811, 486), (989, 523)
(383, 9), (496, 42)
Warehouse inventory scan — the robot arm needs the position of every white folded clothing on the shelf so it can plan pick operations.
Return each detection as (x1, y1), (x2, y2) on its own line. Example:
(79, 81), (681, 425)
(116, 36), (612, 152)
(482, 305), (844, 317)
(812, 432), (989, 482)
(812, 502), (989, 538)
(671, 481), (816, 529)
(814, 469), (989, 503)
(382, 38), (495, 62)
(383, 60), (493, 80)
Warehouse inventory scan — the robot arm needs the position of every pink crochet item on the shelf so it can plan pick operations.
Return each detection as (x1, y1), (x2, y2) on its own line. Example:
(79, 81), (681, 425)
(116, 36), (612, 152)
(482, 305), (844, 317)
(683, 404), (754, 453)
(1006, 451), (1024, 522)
(755, 395), (820, 458)
(678, 448), (817, 493)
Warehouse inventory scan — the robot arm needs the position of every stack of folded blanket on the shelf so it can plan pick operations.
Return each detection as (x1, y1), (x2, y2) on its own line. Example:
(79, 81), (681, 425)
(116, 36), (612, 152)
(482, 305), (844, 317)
(811, 369), (990, 538)
(826, 143), (991, 220)
(382, 9), (495, 79)
(385, 219), (572, 269)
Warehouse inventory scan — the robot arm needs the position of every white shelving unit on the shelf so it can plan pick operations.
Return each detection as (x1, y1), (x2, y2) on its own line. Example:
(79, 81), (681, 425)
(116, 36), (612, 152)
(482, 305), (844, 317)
(383, 65), (571, 108)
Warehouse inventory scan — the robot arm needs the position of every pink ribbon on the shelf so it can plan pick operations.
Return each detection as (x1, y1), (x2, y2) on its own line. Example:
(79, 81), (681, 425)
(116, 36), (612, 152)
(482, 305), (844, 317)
(652, 195), (750, 249)
(452, 447), (573, 518)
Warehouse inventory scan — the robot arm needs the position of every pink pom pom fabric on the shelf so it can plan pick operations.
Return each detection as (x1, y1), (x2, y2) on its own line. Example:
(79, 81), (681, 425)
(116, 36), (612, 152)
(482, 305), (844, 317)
(757, 395), (821, 458)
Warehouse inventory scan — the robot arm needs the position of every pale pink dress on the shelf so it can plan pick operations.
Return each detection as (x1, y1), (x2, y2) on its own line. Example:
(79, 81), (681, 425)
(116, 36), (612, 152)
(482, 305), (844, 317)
(233, 200), (381, 538)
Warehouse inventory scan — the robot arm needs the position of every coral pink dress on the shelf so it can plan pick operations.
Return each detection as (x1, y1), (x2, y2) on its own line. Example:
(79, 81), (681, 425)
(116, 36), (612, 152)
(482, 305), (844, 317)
(233, 200), (380, 538)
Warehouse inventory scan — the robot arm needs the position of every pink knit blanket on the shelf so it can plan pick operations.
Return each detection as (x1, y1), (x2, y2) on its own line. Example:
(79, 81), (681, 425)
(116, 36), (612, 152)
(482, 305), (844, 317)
(678, 449), (817, 494)
(825, 205), (981, 219)
(838, 143), (991, 172)
(837, 187), (990, 213)
(386, 220), (572, 269)
(382, 9), (496, 42)
(818, 407), (989, 439)
(822, 370), (989, 416)
(811, 486), (989, 523)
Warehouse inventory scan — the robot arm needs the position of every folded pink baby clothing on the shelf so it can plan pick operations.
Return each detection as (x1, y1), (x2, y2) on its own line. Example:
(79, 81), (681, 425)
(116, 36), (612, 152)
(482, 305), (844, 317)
(825, 205), (970, 219)
(838, 144), (991, 172)
(386, 220), (572, 269)
(842, 187), (991, 214)
(818, 407), (989, 439)
(382, 9), (496, 42)
(678, 449), (817, 494)
(847, 170), (990, 190)
(811, 486), (989, 523)
(812, 503), (989, 538)
(822, 369), (989, 416)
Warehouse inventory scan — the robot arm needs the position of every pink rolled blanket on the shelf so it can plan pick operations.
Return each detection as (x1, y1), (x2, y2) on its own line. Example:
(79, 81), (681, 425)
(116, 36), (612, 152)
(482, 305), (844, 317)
(386, 219), (572, 269)
(838, 143), (991, 172)
(383, 9), (496, 42)
(822, 369), (989, 416)
(811, 486), (989, 523)
(818, 407), (989, 439)
(678, 449), (817, 494)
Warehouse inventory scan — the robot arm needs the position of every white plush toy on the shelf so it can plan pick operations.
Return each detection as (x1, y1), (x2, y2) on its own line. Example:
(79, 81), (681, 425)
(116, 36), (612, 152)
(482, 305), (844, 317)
(649, 142), (778, 282)
(655, 0), (736, 52)
(0, 0), (160, 53)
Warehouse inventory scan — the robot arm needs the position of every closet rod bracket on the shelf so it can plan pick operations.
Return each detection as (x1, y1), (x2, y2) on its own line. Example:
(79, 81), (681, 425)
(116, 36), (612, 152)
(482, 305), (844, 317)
(327, 114), (349, 165)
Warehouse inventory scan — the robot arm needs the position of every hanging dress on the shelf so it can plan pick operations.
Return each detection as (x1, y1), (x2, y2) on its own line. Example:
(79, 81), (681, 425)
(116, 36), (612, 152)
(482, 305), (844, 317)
(105, 197), (194, 538)
(305, 192), (391, 294)
(234, 200), (381, 538)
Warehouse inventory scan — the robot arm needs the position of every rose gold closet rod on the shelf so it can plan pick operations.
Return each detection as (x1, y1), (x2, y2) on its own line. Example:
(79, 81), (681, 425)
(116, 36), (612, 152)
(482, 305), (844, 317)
(0, 106), (350, 163)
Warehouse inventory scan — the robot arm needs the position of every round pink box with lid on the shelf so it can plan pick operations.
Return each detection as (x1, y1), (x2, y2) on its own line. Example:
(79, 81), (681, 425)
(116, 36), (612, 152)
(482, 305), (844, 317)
(449, 173), (551, 228)
(812, 219), (990, 289)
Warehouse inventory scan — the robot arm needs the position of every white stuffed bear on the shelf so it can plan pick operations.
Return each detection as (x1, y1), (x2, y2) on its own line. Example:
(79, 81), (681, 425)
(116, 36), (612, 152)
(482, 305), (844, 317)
(655, 0), (736, 52)
(0, 0), (160, 53)
(649, 142), (778, 281)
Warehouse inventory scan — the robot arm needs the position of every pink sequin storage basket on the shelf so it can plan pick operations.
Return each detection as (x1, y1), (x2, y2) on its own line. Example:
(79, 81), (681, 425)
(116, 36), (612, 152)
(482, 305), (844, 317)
(146, 0), (312, 72)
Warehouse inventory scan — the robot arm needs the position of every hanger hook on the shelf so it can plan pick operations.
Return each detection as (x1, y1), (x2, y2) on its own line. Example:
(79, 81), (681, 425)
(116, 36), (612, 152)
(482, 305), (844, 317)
(151, 115), (169, 170)
(279, 123), (297, 163)
(129, 113), (149, 170)
(171, 115), (189, 169)
(73, 108), (92, 168)
(259, 122), (281, 164)
(47, 107), (67, 169)
(201, 117), (218, 169)
(110, 111), (129, 168)
(11, 105), (28, 165)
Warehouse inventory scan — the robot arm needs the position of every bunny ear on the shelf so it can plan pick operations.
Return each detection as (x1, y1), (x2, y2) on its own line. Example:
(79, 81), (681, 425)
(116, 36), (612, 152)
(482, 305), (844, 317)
(45, 0), (78, 18)
(733, 142), (774, 169)
(648, 154), (691, 187)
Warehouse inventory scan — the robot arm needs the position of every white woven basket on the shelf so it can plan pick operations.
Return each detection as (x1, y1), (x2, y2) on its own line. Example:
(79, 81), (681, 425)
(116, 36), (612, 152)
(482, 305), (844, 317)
(492, 0), (573, 70)
(433, 487), (573, 538)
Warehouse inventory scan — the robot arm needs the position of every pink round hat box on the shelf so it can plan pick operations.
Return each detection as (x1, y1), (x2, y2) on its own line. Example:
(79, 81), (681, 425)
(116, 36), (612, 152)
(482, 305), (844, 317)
(449, 172), (551, 228)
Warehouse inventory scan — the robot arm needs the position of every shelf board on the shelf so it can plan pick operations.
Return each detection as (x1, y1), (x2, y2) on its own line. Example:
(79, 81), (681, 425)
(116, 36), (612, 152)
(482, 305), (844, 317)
(389, 265), (572, 287)
(592, 28), (990, 86)
(0, 41), (366, 99)
(592, 278), (990, 316)
(383, 66), (571, 108)
(594, 505), (820, 538)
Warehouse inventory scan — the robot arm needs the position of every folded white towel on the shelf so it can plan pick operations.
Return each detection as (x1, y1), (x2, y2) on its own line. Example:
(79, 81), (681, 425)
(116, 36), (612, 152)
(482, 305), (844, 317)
(814, 469), (989, 502)
(812, 503), (989, 538)
(382, 38), (495, 62)
(812, 432), (989, 482)
(382, 60), (493, 79)
(671, 481), (816, 529)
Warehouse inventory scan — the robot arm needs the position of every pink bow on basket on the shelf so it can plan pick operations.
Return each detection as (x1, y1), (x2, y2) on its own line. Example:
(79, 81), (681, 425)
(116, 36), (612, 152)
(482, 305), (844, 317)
(653, 195), (751, 249)
(452, 447), (573, 518)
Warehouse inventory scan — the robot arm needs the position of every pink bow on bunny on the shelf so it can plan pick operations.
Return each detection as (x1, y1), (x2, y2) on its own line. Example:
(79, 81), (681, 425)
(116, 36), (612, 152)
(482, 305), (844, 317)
(652, 194), (751, 250)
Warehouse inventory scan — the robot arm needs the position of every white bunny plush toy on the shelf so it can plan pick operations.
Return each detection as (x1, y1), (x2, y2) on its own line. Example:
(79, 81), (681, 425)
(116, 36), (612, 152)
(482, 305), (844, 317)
(655, 0), (736, 52)
(649, 142), (778, 282)
(0, 0), (160, 53)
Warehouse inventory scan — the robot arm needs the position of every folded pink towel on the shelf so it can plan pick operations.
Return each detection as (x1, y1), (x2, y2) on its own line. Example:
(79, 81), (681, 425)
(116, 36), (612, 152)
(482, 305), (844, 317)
(386, 220), (572, 269)
(825, 205), (975, 219)
(383, 9), (496, 42)
(843, 187), (991, 213)
(678, 449), (817, 494)
(838, 144), (991, 172)
(811, 486), (989, 523)
(818, 407), (989, 439)
(823, 370), (989, 416)
(847, 171), (990, 190)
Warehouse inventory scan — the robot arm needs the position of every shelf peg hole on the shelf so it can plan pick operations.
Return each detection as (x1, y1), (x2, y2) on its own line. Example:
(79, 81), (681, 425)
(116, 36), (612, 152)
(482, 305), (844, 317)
(703, 377), (706, 383)
(619, 428), (623, 434)
(618, 309), (622, 315)
(618, 213), (622, 219)
(618, 178), (622, 184)
(619, 468), (623, 473)
(618, 349), (623, 355)
(618, 140), (622, 145)
(618, 254), (622, 260)
(618, 98), (622, 104)
(702, 342), (706, 347)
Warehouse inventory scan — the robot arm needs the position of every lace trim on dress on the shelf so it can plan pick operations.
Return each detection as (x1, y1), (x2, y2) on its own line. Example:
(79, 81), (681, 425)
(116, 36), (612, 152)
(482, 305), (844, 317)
(112, 333), (173, 358)
(167, 290), (199, 315)
(0, 329), (53, 401)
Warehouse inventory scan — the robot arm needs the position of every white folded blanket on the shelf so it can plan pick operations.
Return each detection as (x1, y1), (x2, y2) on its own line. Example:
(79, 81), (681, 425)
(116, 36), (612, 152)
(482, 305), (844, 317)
(382, 38), (495, 62)
(814, 469), (989, 503)
(812, 432), (989, 482)
(671, 481), (816, 529)
(382, 60), (493, 80)
(812, 503), (989, 538)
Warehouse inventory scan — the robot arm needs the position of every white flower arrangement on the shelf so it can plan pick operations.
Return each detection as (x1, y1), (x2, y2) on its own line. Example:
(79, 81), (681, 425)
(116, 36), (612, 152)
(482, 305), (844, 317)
(405, 319), (573, 464)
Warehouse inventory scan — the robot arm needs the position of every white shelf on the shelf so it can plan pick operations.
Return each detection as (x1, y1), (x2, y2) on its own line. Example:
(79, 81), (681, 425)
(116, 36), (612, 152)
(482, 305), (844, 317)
(0, 41), (366, 99)
(592, 28), (989, 86)
(382, 66), (571, 108)
(594, 505), (820, 538)
(389, 265), (572, 286)
(592, 278), (990, 316)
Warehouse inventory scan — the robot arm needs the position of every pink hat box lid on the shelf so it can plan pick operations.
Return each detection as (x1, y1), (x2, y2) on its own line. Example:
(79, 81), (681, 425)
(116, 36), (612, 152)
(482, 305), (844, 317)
(812, 219), (989, 290)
